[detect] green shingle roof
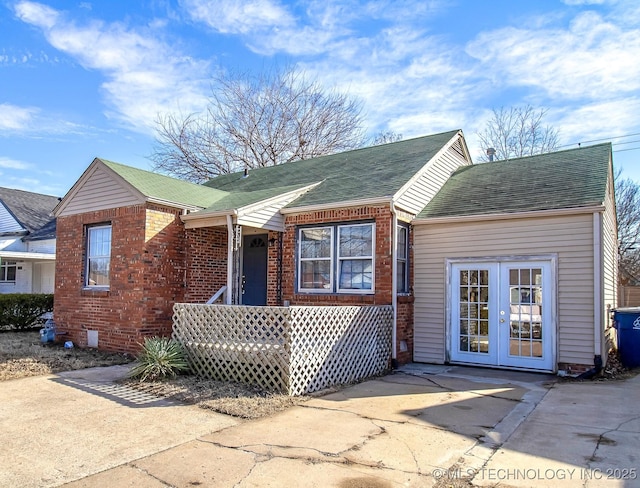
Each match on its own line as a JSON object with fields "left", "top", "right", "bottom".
{"left": 417, "top": 143, "right": 611, "bottom": 219}
{"left": 204, "top": 130, "right": 460, "bottom": 208}
{"left": 100, "top": 159, "right": 228, "bottom": 209}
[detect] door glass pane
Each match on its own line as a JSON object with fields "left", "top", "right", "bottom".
{"left": 458, "top": 268, "right": 489, "bottom": 355}
{"left": 508, "top": 267, "right": 543, "bottom": 358}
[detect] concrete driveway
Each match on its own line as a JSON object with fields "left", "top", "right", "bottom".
{"left": 2, "top": 364, "right": 638, "bottom": 487}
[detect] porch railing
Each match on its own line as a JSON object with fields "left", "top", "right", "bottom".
{"left": 172, "top": 303, "right": 393, "bottom": 395}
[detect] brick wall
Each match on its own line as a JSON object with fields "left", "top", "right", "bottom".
{"left": 54, "top": 204, "right": 186, "bottom": 353}
{"left": 277, "top": 205, "right": 414, "bottom": 363}
{"left": 184, "top": 227, "right": 228, "bottom": 303}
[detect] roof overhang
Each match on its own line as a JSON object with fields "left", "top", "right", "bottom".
{"left": 281, "top": 196, "right": 393, "bottom": 215}
{"left": 0, "top": 250, "right": 56, "bottom": 262}
{"left": 413, "top": 205, "right": 606, "bottom": 225}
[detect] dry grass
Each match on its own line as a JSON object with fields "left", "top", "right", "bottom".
{"left": 1, "top": 329, "right": 307, "bottom": 419}
{"left": 0, "top": 329, "right": 132, "bottom": 381}
{"left": 124, "top": 375, "right": 308, "bottom": 419}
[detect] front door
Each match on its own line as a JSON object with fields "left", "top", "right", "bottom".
{"left": 241, "top": 234, "right": 268, "bottom": 305}
{"left": 450, "top": 260, "right": 554, "bottom": 371}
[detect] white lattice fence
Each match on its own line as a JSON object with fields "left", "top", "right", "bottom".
{"left": 172, "top": 304, "right": 291, "bottom": 392}
{"left": 172, "top": 304, "right": 393, "bottom": 395}
{"left": 288, "top": 305, "right": 393, "bottom": 395}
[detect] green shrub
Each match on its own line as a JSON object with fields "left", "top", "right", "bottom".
{"left": 128, "top": 337, "right": 190, "bottom": 381}
{"left": 0, "top": 294, "right": 54, "bottom": 330}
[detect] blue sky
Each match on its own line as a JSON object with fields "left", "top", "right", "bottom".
{"left": 1, "top": 0, "right": 640, "bottom": 197}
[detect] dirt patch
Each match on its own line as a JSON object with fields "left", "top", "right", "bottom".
{"left": 1, "top": 329, "right": 307, "bottom": 419}
{"left": 123, "top": 375, "right": 308, "bottom": 419}
{"left": 0, "top": 329, "right": 132, "bottom": 381}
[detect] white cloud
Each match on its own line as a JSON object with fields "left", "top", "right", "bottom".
{"left": 466, "top": 10, "right": 640, "bottom": 100}
{"left": 14, "top": 1, "right": 211, "bottom": 133}
{"left": 0, "top": 157, "right": 32, "bottom": 170}
{"left": 0, "top": 104, "right": 39, "bottom": 131}
{"left": 182, "top": 0, "right": 294, "bottom": 34}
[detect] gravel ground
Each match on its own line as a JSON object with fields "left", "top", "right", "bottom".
{"left": 1, "top": 329, "right": 307, "bottom": 419}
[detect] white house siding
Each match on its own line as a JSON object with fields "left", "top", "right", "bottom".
{"left": 0, "top": 203, "right": 23, "bottom": 233}
{"left": 27, "top": 239, "right": 56, "bottom": 254}
{"left": 57, "top": 164, "right": 143, "bottom": 217}
{"left": 33, "top": 262, "right": 55, "bottom": 293}
{"left": 0, "top": 237, "right": 25, "bottom": 251}
{"left": 413, "top": 213, "right": 597, "bottom": 367}
{"left": 601, "top": 176, "right": 618, "bottom": 357}
{"left": 395, "top": 137, "right": 470, "bottom": 215}
{"left": 238, "top": 202, "right": 285, "bottom": 231}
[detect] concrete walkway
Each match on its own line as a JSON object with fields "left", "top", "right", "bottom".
{"left": 2, "top": 364, "right": 638, "bottom": 487}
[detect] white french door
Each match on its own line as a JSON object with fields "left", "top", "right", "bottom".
{"left": 450, "top": 260, "right": 554, "bottom": 371}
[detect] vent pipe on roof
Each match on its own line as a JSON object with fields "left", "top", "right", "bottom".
{"left": 243, "top": 167, "right": 249, "bottom": 178}
{"left": 486, "top": 147, "right": 496, "bottom": 162}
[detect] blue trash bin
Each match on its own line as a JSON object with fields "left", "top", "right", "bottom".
{"left": 613, "top": 307, "right": 640, "bottom": 368}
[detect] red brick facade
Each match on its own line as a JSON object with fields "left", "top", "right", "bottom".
{"left": 276, "top": 205, "right": 414, "bottom": 363}
{"left": 54, "top": 204, "right": 187, "bottom": 353}
{"left": 55, "top": 202, "right": 415, "bottom": 362}
{"left": 183, "top": 227, "right": 228, "bottom": 303}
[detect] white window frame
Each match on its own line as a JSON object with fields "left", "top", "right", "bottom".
{"left": 298, "top": 227, "right": 334, "bottom": 292}
{"left": 85, "top": 224, "right": 112, "bottom": 288}
{"left": 336, "top": 223, "right": 375, "bottom": 294}
{"left": 297, "top": 222, "right": 375, "bottom": 295}
{"left": 396, "top": 224, "right": 409, "bottom": 294}
{"left": 0, "top": 259, "right": 17, "bottom": 283}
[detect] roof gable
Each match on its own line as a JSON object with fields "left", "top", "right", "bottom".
{"left": 204, "top": 130, "right": 462, "bottom": 209}
{"left": 0, "top": 187, "right": 59, "bottom": 234}
{"left": 418, "top": 143, "right": 612, "bottom": 219}
{"left": 55, "top": 159, "right": 228, "bottom": 217}
{"left": 101, "top": 159, "right": 228, "bottom": 209}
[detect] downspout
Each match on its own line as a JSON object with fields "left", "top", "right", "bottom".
{"left": 579, "top": 212, "right": 604, "bottom": 379}
{"left": 390, "top": 200, "right": 398, "bottom": 368}
{"left": 226, "top": 215, "right": 234, "bottom": 305}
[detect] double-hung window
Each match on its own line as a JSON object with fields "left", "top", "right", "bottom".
{"left": 0, "top": 260, "right": 17, "bottom": 283}
{"left": 298, "top": 223, "right": 375, "bottom": 294}
{"left": 396, "top": 224, "right": 409, "bottom": 294}
{"left": 86, "top": 224, "right": 112, "bottom": 287}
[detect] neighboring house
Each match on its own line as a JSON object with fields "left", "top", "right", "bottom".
{"left": 52, "top": 131, "right": 617, "bottom": 374}
{"left": 0, "top": 187, "right": 58, "bottom": 294}
{"left": 412, "top": 143, "right": 617, "bottom": 374}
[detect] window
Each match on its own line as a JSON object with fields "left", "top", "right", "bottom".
{"left": 0, "top": 260, "right": 17, "bottom": 282}
{"left": 298, "top": 223, "right": 374, "bottom": 293}
{"left": 396, "top": 224, "right": 409, "bottom": 293}
{"left": 86, "top": 225, "right": 111, "bottom": 287}
{"left": 299, "top": 227, "right": 333, "bottom": 290}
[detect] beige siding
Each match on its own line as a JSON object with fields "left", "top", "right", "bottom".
{"left": 601, "top": 171, "right": 618, "bottom": 358}
{"left": 57, "top": 164, "right": 143, "bottom": 217}
{"left": 413, "top": 213, "right": 596, "bottom": 367}
{"left": 395, "top": 137, "right": 471, "bottom": 215}
{"left": 238, "top": 202, "right": 285, "bottom": 231}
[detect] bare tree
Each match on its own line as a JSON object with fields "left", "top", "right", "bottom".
{"left": 151, "top": 66, "right": 367, "bottom": 182}
{"left": 372, "top": 130, "right": 403, "bottom": 145}
{"left": 477, "top": 105, "right": 560, "bottom": 162}
{"left": 616, "top": 173, "right": 640, "bottom": 284}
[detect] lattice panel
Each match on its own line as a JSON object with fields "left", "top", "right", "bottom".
{"left": 172, "top": 303, "right": 393, "bottom": 396}
{"left": 172, "top": 304, "right": 292, "bottom": 392}
{"left": 288, "top": 305, "right": 393, "bottom": 396}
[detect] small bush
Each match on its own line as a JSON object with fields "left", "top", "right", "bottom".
{"left": 0, "top": 294, "right": 54, "bottom": 330}
{"left": 128, "top": 337, "right": 190, "bottom": 381}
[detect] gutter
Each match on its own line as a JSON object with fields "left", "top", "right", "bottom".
{"left": 413, "top": 205, "right": 606, "bottom": 225}
{"left": 0, "top": 250, "right": 56, "bottom": 261}
{"left": 390, "top": 201, "right": 398, "bottom": 366}
{"left": 226, "top": 215, "right": 234, "bottom": 305}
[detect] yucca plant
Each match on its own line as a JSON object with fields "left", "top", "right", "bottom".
{"left": 128, "top": 336, "right": 190, "bottom": 381}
